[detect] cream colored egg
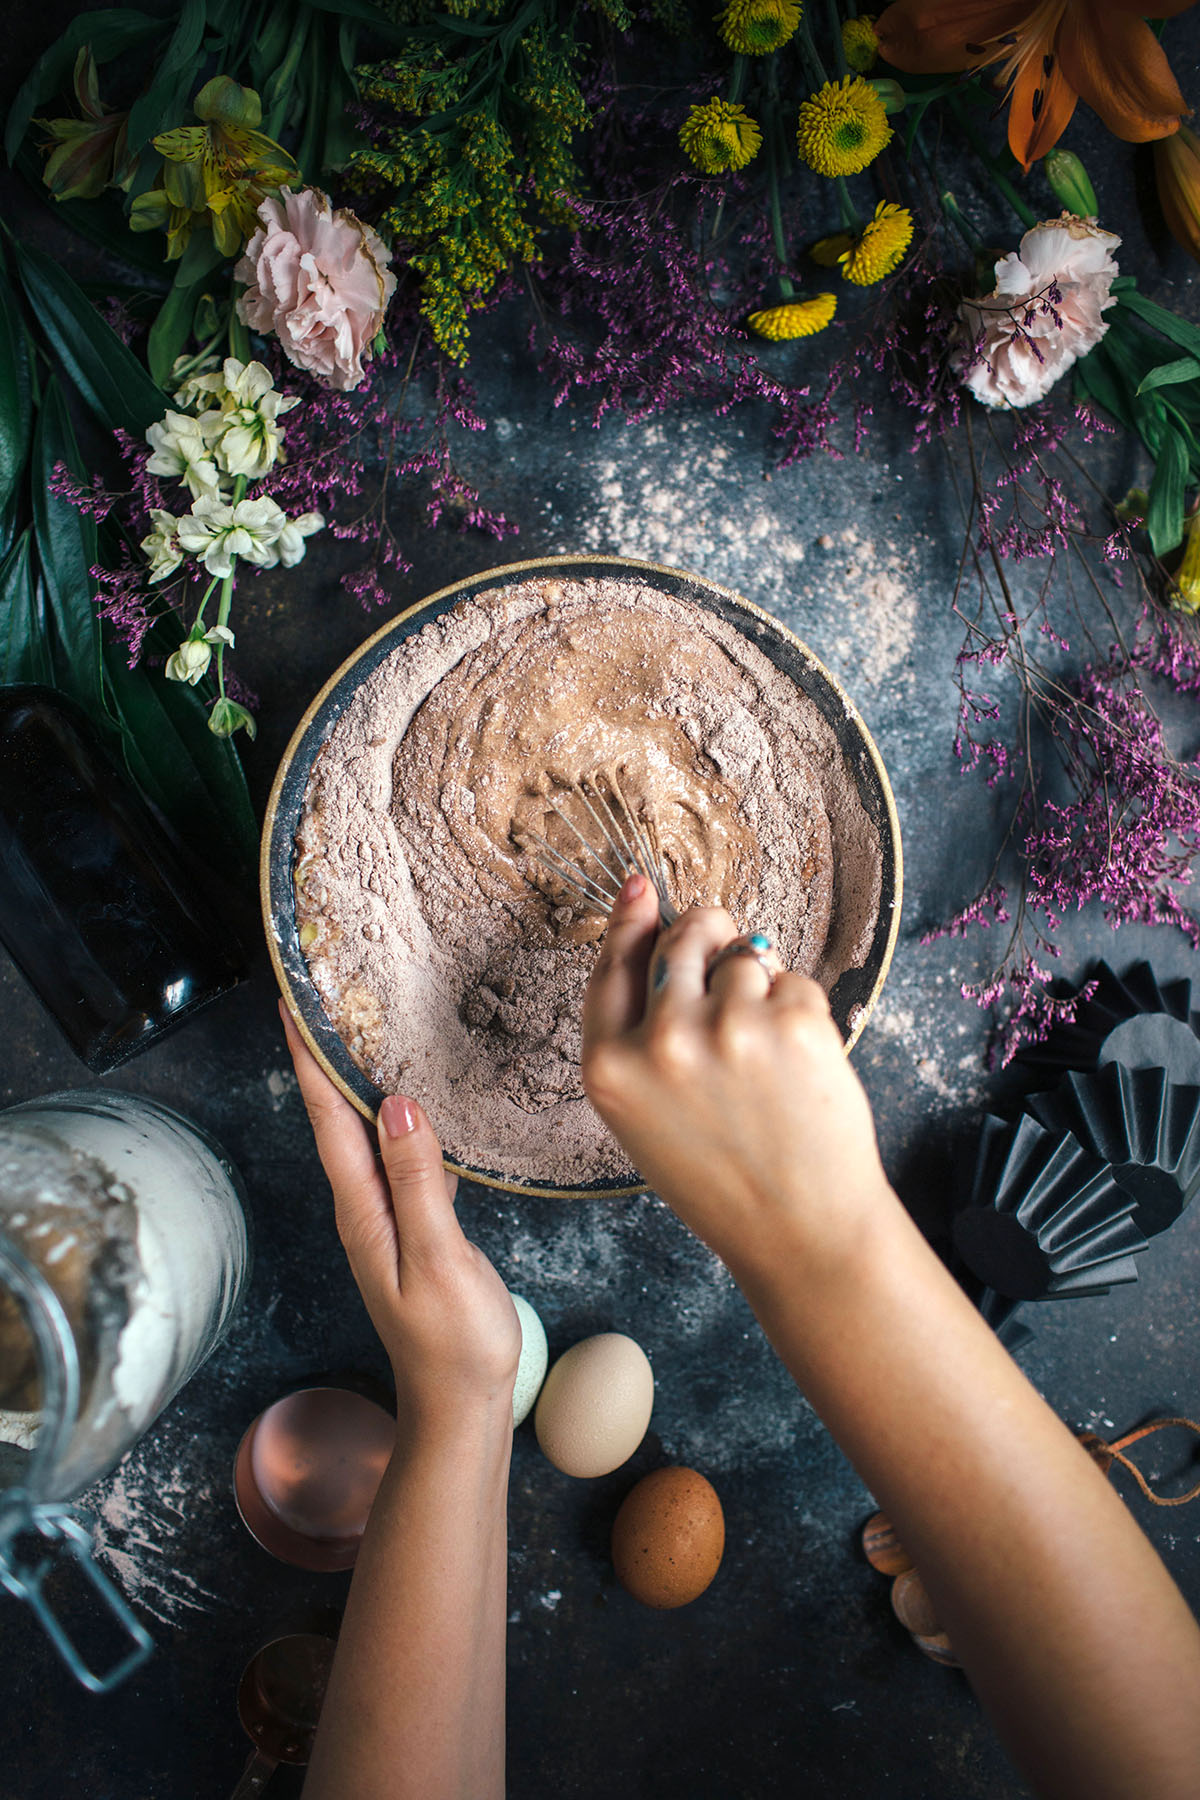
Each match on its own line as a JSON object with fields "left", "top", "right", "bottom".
{"left": 510, "top": 1293, "right": 548, "bottom": 1426}
{"left": 534, "top": 1332, "right": 654, "bottom": 1477}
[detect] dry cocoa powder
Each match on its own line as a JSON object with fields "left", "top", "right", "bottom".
{"left": 296, "top": 575, "right": 882, "bottom": 1186}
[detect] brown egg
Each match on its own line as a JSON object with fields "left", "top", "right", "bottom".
{"left": 611, "top": 1466, "right": 725, "bottom": 1609}
{"left": 862, "top": 1510, "right": 913, "bottom": 1576}
{"left": 890, "top": 1567, "right": 943, "bottom": 1639}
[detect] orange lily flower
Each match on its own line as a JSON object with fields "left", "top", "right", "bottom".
{"left": 875, "top": 0, "right": 1195, "bottom": 172}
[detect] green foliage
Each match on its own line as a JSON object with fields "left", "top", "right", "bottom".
{"left": 0, "top": 242, "right": 256, "bottom": 877}
{"left": 354, "top": 7, "right": 590, "bottom": 359}
{"left": 1076, "top": 283, "right": 1200, "bottom": 558}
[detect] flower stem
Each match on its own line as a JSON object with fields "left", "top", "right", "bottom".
{"left": 728, "top": 53, "right": 747, "bottom": 107}
{"left": 798, "top": 9, "right": 830, "bottom": 89}
{"left": 214, "top": 574, "right": 234, "bottom": 698}
{"left": 214, "top": 474, "right": 248, "bottom": 697}
{"left": 949, "top": 94, "right": 1037, "bottom": 230}
{"left": 834, "top": 174, "right": 860, "bottom": 232}
{"left": 940, "top": 189, "right": 981, "bottom": 252}
{"left": 192, "top": 573, "right": 220, "bottom": 630}
{"left": 824, "top": 0, "right": 848, "bottom": 79}
{"left": 764, "top": 60, "right": 794, "bottom": 291}
{"left": 228, "top": 303, "right": 252, "bottom": 363}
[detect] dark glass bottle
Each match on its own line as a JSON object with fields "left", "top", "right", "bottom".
{"left": 0, "top": 685, "right": 243, "bottom": 1072}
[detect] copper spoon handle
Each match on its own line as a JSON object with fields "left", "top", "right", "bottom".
{"left": 228, "top": 1748, "right": 279, "bottom": 1799}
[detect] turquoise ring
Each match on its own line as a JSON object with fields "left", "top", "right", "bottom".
{"left": 705, "top": 931, "right": 778, "bottom": 990}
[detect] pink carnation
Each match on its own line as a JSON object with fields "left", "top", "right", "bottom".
{"left": 956, "top": 215, "right": 1121, "bottom": 410}
{"left": 235, "top": 187, "right": 397, "bottom": 392}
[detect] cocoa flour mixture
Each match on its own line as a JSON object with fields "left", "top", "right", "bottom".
{"left": 295, "top": 574, "right": 882, "bottom": 1186}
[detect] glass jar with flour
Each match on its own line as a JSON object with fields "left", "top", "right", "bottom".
{"left": 0, "top": 1089, "right": 250, "bottom": 1690}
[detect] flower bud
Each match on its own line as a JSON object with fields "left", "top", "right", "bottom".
{"left": 165, "top": 636, "right": 212, "bottom": 685}
{"left": 1044, "top": 150, "right": 1098, "bottom": 219}
{"left": 209, "top": 697, "right": 257, "bottom": 740}
{"left": 1154, "top": 124, "right": 1200, "bottom": 265}
{"left": 1172, "top": 510, "right": 1200, "bottom": 614}
{"left": 868, "top": 79, "right": 907, "bottom": 116}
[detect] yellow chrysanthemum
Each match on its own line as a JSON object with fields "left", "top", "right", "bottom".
{"left": 679, "top": 98, "right": 763, "bottom": 173}
{"left": 718, "top": 0, "right": 801, "bottom": 57}
{"left": 748, "top": 293, "right": 836, "bottom": 340}
{"left": 842, "top": 16, "right": 878, "bottom": 74}
{"left": 837, "top": 201, "right": 913, "bottom": 285}
{"left": 795, "top": 75, "right": 891, "bottom": 177}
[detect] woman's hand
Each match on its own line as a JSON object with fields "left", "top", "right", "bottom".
{"left": 281, "top": 1002, "right": 521, "bottom": 1434}
{"left": 581, "top": 873, "right": 896, "bottom": 1280}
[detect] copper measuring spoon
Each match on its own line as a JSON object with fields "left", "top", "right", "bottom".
{"left": 229, "top": 1632, "right": 336, "bottom": 1798}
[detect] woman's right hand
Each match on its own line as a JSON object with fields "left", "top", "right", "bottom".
{"left": 581, "top": 872, "right": 898, "bottom": 1280}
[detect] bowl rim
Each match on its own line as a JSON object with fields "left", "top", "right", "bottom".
{"left": 262, "top": 553, "right": 904, "bottom": 1200}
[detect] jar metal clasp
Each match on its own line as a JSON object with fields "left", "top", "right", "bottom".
{"left": 0, "top": 1490, "right": 153, "bottom": 1692}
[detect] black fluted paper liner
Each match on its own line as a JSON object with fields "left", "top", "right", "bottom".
{"left": 1018, "top": 960, "right": 1200, "bottom": 1079}
{"left": 953, "top": 1114, "right": 1147, "bottom": 1301}
{"left": 1024, "top": 1065, "right": 1200, "bottom": 1238}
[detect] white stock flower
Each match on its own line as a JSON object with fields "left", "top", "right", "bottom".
{"left": 956, "top": 215, "right": 1121, "bottom": 410}
{"left": 270, "top": 509, "right": 325, "bottom": 568}
{"left": 164, "top": 623, "right": 236, "bottom": 685}
{"left": 140, "top": 508, "right": 184, "bottom": 582}
{"left": 145, "top": 411, "right": 222, "bottom": 499}
{"left": 190, "top": 357, "right": 301, "bottom": 480}
{"left": 165, "top": 637, "right": 213, "bottom": 685}
{"left": 177, "top": 493, "right": 289, "bottom": 579}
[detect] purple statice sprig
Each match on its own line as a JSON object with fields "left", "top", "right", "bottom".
{"left": 924, "top": 377, "right": 1200, "bottom": 1063}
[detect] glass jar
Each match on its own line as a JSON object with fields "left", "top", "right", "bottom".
{"left": 0, "top": 1089, "right": 251, "bottom": 1690}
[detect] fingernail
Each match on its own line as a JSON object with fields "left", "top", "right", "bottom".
{"left": 619, "top": 870, "right": 646, "bottom": 902}
{"left": 379, "top": 1094, "right": 418, "bottom": 1138}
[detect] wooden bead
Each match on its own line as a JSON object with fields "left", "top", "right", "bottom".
{"left": 890, "top": 1568, "right": 942, "bottom": 1638}
{"left": 862, "top": 1510, "right": 913, "bottom": 1576}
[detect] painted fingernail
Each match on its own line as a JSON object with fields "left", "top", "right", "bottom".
{"left": 619, "top": 870, "right": 646, "bottom": 902}
{"left": 748, "top": 931, "right": 773, "bottom": 952}
{"left": 379, "top": 1094, "right": 418, "bottom": 1138}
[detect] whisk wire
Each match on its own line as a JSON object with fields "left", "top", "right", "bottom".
{"left": 519, "top": 773, "right": 677, "bottom": 926}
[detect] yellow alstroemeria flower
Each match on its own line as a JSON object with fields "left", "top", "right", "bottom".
{"left": 131, "top": 77, "right": 297, "bottom": 260}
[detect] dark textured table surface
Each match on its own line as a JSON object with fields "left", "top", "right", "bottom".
{"left": 4, "top": 14, "right": 1200, "bottom": 1797}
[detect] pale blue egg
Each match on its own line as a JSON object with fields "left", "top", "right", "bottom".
{"left": 511, "top": 1293, "right": 549, "bottom": 1426}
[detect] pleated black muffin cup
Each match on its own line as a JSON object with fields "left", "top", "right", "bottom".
{"left": 262, "top": 555, "right": 903, "bottom": 1199}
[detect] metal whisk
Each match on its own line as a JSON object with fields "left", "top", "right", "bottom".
{"left": 516, "top": 771, "right": 677, "bottom": 927}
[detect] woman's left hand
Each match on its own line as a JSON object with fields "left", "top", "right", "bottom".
{"left": 281, "top": 1002, "right": 521, "bottom": 1434}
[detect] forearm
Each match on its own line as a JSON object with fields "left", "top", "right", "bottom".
{"left": 731, "top": 1194, "right": 1200, "bottom": 1800}
{"left": 303, "top": 1402, "right": 513, "bottom": 1800}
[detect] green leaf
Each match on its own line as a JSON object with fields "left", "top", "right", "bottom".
{"left": 1074, "top": 349, "right": 1135, "bottom": 437}
{"left": 0, "top": 271, "right": 32, "bottom": 534}
{"left": 125, "top": 0, "right": 209, "bottom": 156}
{"left": 1136, "top": 356, "right": 1200, "bottom": 397}
{"left": 12, "top": 238, "right": 169, "bottom": 436}
{"left": 5, "top": 10, "right": 163, "bottom": 163}
{"left": 1147, "top": 426, "right": 1188, "bottom": 557}
{"left": 102, "top": 629, "right": 258, "bottom": 875}
{"left": 145, "top": 235, "right": 224, "bottom": 386}
{"left": 1117, "top": 289, "right": 1200, "bottom": 364}
{"left": 30, "top": 375, "right": 108, "bottom": 721}
{"left": 13, "top": 148, "right": 170, "bottom": 275}
{"left": 147, "top": 279, "right": 199, "bottom": 388}
{"left": 0, "top": 528, "right": 53, "bottom": 685}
